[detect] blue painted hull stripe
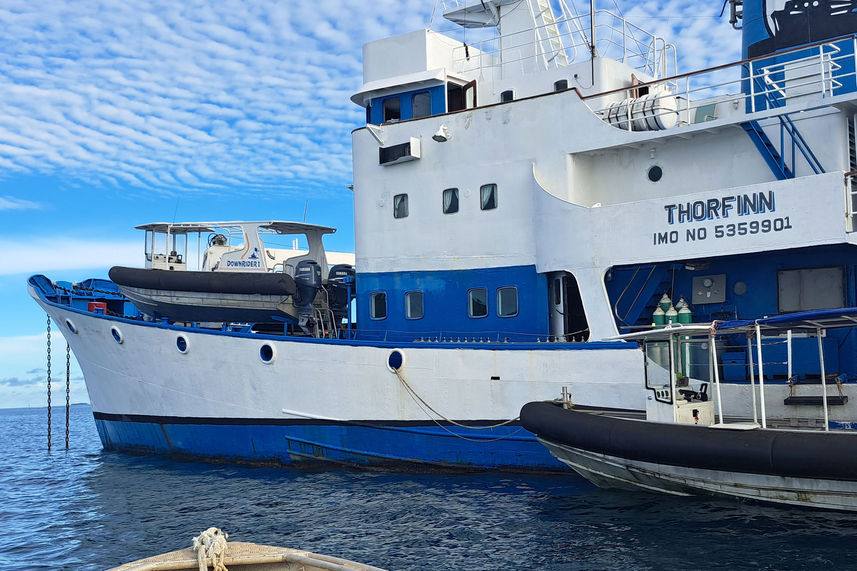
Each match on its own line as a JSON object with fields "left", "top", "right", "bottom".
{"left": 92, "top": 417, "right": 566, "bottom": 470}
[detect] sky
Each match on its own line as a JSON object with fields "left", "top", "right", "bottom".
{"left": 0, "top": 0, "right": 740, "bottom": 409}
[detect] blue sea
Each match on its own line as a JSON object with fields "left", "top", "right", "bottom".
{"left": 3, "top": 405, "right": 857, "bottom": 570}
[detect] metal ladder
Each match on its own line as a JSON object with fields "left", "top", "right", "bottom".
{"left": 532, "top": 0, "right": 569, "bottom": 67}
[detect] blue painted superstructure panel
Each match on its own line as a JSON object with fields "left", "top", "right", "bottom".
{"left": 368, "top": 85, "right": 446, "bottom": 123}
{"left": 93, "top": 415, "right": 564, "bottom": 470}
{"left": 356, "top": 265, "right": 549, "bottom": 340}
{"left": 742, "top": 0, "right": 857, "bottom": 59}
{"left": 606, "top": 244, "right": 857, "bottom": 381}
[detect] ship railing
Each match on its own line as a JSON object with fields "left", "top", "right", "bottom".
{"left": 449, "top": 9, "right": 675, "bottom": 80}
{"left": 345, "top": 327, "right": 590, "bottom": 344}
{"left": 584, "top": 34, "right": 857, "bottom": 134}
{"left": 640, "top": 322, "right": 850, "bottom": 430}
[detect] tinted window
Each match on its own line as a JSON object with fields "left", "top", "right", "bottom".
{"left": 778, "top": 267, "right": 844, "bottom": 312}
{"left": 468, "top": 288, "right": 488, "bottom": 318}
{"left": 393, "top": 194, "right": 409, "bottom": 219}
{"left": 443, "top": 188, "right": 459, "bottom": 214}
{"left": 413, "top": 92, "right": 431, "bottom": 118}
{"left": 405, "top": 291, "right": 424, "bottom": 319}
{"left": 480, "top": 184, "right": 497, "bottom": 210}
{"left": 497, "top": 287, "right": 518, "bottom": 317}
{"left": 370, "top": 292, "right": 387, "bottom": 319}
{"left": 383, "top": 97, "right": 401, "bottom": 122}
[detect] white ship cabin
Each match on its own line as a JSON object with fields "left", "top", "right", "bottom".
{"left": 350, "top": 0, "right": 857, "bottom": 380}
{"left": 138, "top": 221, "right": 354, "bottom": 279}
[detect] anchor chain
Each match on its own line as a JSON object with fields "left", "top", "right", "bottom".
{"left": 65, "top": 343, "right": 71, "bottom": 449}
{"left": 46, "top": 315, "right": 52, "bottom": 450}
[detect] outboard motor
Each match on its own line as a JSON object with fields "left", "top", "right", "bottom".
{"left": 327, "top": 264, "right": 356, "bottom": 322}
{"left": 294, "top": 260, "right": 321, "bottom": 334}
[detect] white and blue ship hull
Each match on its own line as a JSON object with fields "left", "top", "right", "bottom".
{"left": 31, "top": 286, "right": 646, "bottom": 470}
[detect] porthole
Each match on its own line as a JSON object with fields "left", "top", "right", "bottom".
{"left": 387, "top": 350, "right": 405, "bottom": 372}
{"left": 648, "top": 165, "right": 663, "bottom": 182}
{"left": 176, "top": 335, "right": 189, "bottom": 354}
{"left": 260, "top": 343, "right": 276, "bottom": 364}
{"left": 65, "top": 319, "right": 77, "bottom": 334}
{"left": 111, "top": 326, "right": 123, "bottom": 344}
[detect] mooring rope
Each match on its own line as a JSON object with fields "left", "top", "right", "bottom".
{"left": 192, "top": 527, "right": 229, "bottom": 571}
{"left": 393, "top": 369, "right": 522, "bottom": 442}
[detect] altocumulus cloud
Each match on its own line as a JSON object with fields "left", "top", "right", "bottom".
{"left": 0, "top": 0, "right": 428, "bottom": 195}
{"left": 0, "top": 0, "right": 737, "bottom": 198}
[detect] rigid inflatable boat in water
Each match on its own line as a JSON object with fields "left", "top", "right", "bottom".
{"left": 522, "top": 309, "right": 857, "bottom": 511}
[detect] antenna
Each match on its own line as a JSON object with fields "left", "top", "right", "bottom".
{"left": 303, "top": 200, "right": 308, "bottom": 222}
{"left": 590, "top": 0, "right": 597, "bottom": 85}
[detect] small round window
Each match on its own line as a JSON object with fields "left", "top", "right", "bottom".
{"left": 65, "top": 319, "right": 77, "bottom": 334}
{"left": 111, "top": 326, "right": 124, "bottom": 344}
{"left": 648, "top": 165, "right": 663, "bottom": 182}
{"left": 387, "top": 350, "right": 405, "bottom": 372}
{"left": 176, "top": 335, "right": 189, "bottom": 354}
{"left": 260, "top": 343, "right": 276, "bottom": 364}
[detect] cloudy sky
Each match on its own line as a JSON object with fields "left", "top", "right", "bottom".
{"left": 0, "top": 0, "right": 738, "bottom": 409}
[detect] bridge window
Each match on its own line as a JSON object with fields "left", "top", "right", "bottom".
{"left": 500, "top": 90, "right": 514, "bottom": 102}
{"left": 497, "top": 287, "right": 518, "bottom": 317}
{"left": 393, "top": 193, "right": 409, "bottom": 219}
{"left": 480, "top": 184, "right": 497, "bottom": 210}
{"left": 383, "top": 97, "right": 401, "bottom": 122}
{"left": 468, "top": 288, "right": 488, "bottom": 318}
{"left": 413, "top": 92, "right": 431, "bottom": 119}
{"left": 443, "top": 188, "right": 459, "bottom": 214}
{"left": 370, "top": 292, "right": 387, "bottom": 319}
{"left": 554, "top": 79, "right": 569, "bottom": 91}
{"left": 405, "top": 291, "right": 424, "bottom": 319}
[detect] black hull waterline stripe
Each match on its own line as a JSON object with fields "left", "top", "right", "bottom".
{"left": 92, "top": 411, "right": 525, "bottom": 428}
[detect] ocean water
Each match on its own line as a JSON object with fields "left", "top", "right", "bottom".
{"left": 3, "top": 405, "right": 857, "bottom": 570}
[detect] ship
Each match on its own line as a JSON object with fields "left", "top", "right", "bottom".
{"left": 27, "top": 0, "right": 857, "bottom": 470}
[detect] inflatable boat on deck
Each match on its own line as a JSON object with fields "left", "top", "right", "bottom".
{"left": 109, "top": 221, "right": 355, "bottom": 329}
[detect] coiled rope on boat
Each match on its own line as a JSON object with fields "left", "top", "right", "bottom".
{"left": 192, "top": 527, "right": 229, "bottom": 571}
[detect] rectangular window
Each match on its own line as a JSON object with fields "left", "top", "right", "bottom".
{"left": 405, "top": 291, "right": 424, "bottom": 319}
{"left": 778, "top": 266, "right": 844, "bottom": 313}
{"left": 468, "top": 287, "right": 488, "bottom": 318}
{"left": 480, "top": 184, "right": 497, "bottom": 210}
{"left": 383, "top": 97, "right": 401, "bottom": 122}
{"left": 370, "top": 292, "right": 387, "bottom": 319}
{"left": 412, "top": 92, "right": 431, "bottom": 119}
{"left": 497, "top": 287, "right": 518, "bottom": 317}
{"left": 443, "top": 188, "right": 459, "bottom": 214}
{"left": 393, "top": 193, "right": 409, "bottom": 219}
